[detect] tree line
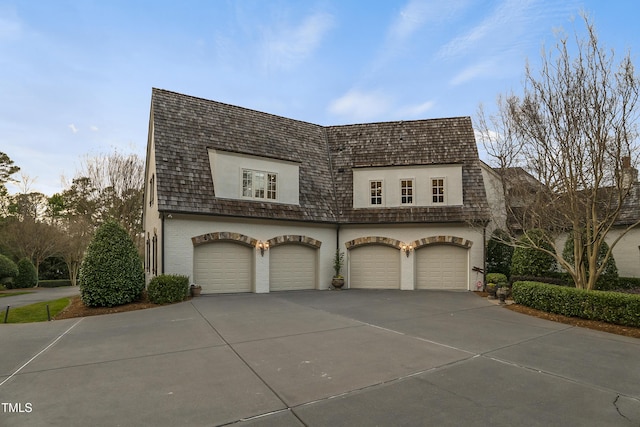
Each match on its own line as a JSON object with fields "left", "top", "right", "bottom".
{"left": 0, "top": 150, "right": 144, "bottom": 285}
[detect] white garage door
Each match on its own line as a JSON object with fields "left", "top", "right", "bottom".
{"left": 416, "top": 245, "right": 468, "bottom": 290}
{"left": 270, "top": 244, "right": 317, "bottom": 291}
{"left": 193, "top": 242, "right": 252, "bottom": 293}
{"left": 349, "top": 245, "right": 400, "bottom": 289}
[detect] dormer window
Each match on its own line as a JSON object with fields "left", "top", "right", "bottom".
{"left": 401, "top": 179, "right": 414, "bottom": 204}
{"left": 243, "top": 169, "right": 277, "bottom": 200}
{"left": 370, "top": 180, "right": 383, "bottom": 205}
{"left": 432, "top": 178, "right": 445, "bottom": 204}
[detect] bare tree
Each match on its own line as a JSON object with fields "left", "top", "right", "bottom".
{"left": 75, "top": 150, "right": 144, "bottom": 245}
{"left": 478, "top": 15, "right": 640, "bottom": 290}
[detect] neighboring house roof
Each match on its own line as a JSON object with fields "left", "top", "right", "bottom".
{"left": 492, "top": 165, "right": 640, "bottom": 228}
{"left": 150, "top": 88, "right": 491, "bottom": 224}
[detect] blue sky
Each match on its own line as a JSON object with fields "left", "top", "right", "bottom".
{"left": 1, "top": 0, "right": 638, "bottom": 195}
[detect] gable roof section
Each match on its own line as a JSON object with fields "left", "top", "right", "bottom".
{"left": 150, "top": 88, "right": 490, "bottom": 224}
{"left": 151, "top": 88, "right": 337, "bottom": 222}
{"left": 326, "top": 119, "right": 491, "bottom": 223}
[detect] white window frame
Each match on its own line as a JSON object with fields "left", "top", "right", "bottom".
{"left": 242, "top": 169, "right": 278, "bottom": 201}
{"left": 370, "top": 180, "right": 383, "bottom": 205}
{"left": 431, "top": 177, "right": 446, "bottom": 204}
{"left": 400, "top": 178, "right": 414, "bottom": 205}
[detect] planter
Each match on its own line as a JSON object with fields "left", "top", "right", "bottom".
{"left": 331, "top": 277, "right": 345, "bottom": 289}
{"left": 496, "top": 286, "right": 508, "bottom": 304}
{"left": 486, "top": 284, "right": 497, "bottom": 300}
{"left": 190, "top": 285, "right": 202, "bottom": 297}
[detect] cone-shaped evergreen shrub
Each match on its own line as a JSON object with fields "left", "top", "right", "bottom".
{"left": 510, "top": 229, "right": 556, "bottom": 277}
{"left": 0, "top": 254, "right": 18, "bottom": 287}
{"left": 14, "top": 258, "right": 38, "bottom": 288}
{"left": 79, "top": 221, "right": 144, "bottom": 307}
{"left": 563, "top": 232, "right": 619, "bottom": 290}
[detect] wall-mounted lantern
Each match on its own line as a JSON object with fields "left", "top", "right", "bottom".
{"left": 401, "top": 243, "right": 413, "bottom": 257}
{"left": 257, "top": 241, "right": 270, "bottom": 257}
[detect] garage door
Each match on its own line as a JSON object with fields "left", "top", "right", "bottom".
{"left": 193, "top": 242, "right": 252, "bottom": 293}
{"left": 416, "top": 245, "right": 468, "bottom": 290}
{"left": 269, "top": 244, "right": 317, "bottom": 291}
{"left": 349, "top": 245, "right": 400, "bottom": 289}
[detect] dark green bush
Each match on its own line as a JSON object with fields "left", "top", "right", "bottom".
{"left": 562, "top": 232, "right": 618, "bottom": 290}
{"left": 617, "top": 277, "right": 640, "bottom": 290}
{"left": 38, "top": 279, "right": 73, "bottom": 288}
{"left": 486, "top": 273, "right": 508, "bottom": 286}
{"left": 486, "top": 229, "right": 513, "bottom": 278}
{"left": 13, "top": 258, "right": 38, "bottom": 288}
{"left": 0, "top": 254, "right": 18, "bottom": 285}
{"left": 79, "top": 221, "right": 145, "bottom": 307}
{"left": 512, "top": 281, "right": 640, "bottom": 327}
{"left": 510, "top": 273, "right": 573, "bottom": 287}
{"left": 510, "top": 229, "right": 556, "bottom": 277}
{"left": 147, "top": 275, "right": 190, "bottom": 304}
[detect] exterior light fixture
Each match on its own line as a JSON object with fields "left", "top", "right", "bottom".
{"left": 257, "top": 241, "right": 270, "bottom": 256}
{"left": 402, "top": 243, "right": 413, "bottom": 257}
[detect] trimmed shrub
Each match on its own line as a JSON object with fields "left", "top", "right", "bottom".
{"left": 13, "top": 258, "right": 38, "bottom": 288}
{"left": 562, "top": 232, "right": 619, "bottom": 290}
{"left": 38, "top": 279, "right": 73, "bottom": 288}
{"left": 79, "top": 221, "right": 145, "bottom": 307}
{"left": 486, "top": 229, "right": 513, "bottom": 278}
{"left": 512, "top": 281, "right": 640, "bottom": 327}
{"left": 147, "top": 275, "right": 190, "bottom": 304}
{"left": 510, "top": 273, "right": 572, "bottom": 287}
{"left": 0, "top": 254, "right": 18, "bottom": 286}
{"left": 486, "top": 273, "right": 508, "bottom": 286}
{"left": 618, "top": 277, "right": 640, "bottom": 290}
{"left": 510, "top": 229, "right": 556, "bottom": 277}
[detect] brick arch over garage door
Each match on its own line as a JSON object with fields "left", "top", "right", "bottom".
{"left": 412, "top": 236, "right": 473, "bottom": 290}
{"left": 268, "top": 235, "right": 321, "bottom": 291}
{"left": 191, "top": 232, "right": 257, "bottom": 294}
{"left": 346, "top": 237, "right": 401, "bottom": 289}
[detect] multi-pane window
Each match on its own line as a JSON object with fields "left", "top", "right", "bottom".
{"left": 370, "top": 180, "right": 383, "bottom": 205}
{"left": 401, "top": 179, "right": 413, "bottom": 204}
{"left": 242, "top": 169, "right": 277, "bottom": 200}
{"left": 432, "top": 178, "right": 445, "bottom": 203}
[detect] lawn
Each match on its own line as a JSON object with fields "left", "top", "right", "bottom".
{"left": 0, "top": 297, "right": 70, "bottom": 323}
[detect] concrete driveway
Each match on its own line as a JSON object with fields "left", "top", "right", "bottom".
{"left": 0, "top": 290, "right": 639, "bottom": 426}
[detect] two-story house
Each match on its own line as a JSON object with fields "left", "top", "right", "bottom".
{"left": 143, "top": 89, "right": 491, "bottom": 293}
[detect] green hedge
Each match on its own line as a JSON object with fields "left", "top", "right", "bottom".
{"left": 147, "top": 275, "right": 190, "bottom": 304}
{"left": 486, "top": 273, "right": 508, "bottom": 286}
{"left": 38, "top": 280, "right": 73, "bottom": 288}
{"left": 617, "top": 277, "right": 640, "bottom": 290}
{"left": 512, "top": 281, "right": 640, "bottom": 327}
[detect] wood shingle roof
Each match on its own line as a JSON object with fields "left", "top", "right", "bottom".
{"left": 150, "top": 88, "right": 491, "bottom": 224}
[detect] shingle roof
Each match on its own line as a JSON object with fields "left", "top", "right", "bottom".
{"left": 150, "top": 88, "right": 491, "bottom": 224}
{"left": 326, "top": 119, "right": 491, "bottom": 223}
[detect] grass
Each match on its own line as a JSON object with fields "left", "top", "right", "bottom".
{"left": 0, "top": 297, "right": 71, "bottom": 323}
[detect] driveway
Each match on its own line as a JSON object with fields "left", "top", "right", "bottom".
{"left": 0, "top": 290, "right": 639, "bottom": 426}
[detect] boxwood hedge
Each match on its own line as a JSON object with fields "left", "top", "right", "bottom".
{"left": 147, "top": 275, "right": 190, "bottom": 304}
{"left": 512, "top": 281, "right": 640, "bottom": 327}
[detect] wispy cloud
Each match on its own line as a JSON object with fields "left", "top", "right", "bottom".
{"left": 262, "top": 12, "right": 334, "bottom": 71}
{"left": 388, "top": 0, "right": 471, "bottom": 42}
{"left": 396, "top": 100, "right": 436, "bottom": 118}
{"left": 68, "top": 124, "right": 78, "bottom": 133}
{"left": 90, "top": 125, "right": 99, "bottom": 132}
{"left": 449, "top": 60, "right": 496, "bottom": 86}
{"left": 328, "top": 89, "right": 391, "bottom": 122}
{"left": 438, "top": 0, "right": 579, "bottom": 61}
